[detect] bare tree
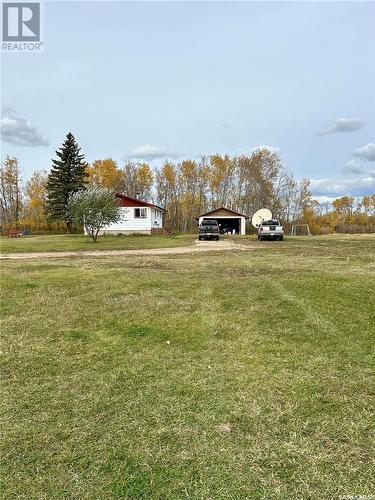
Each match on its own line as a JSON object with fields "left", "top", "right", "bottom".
{"left": 0, "top": 156, "right": 23, "bottom": 230}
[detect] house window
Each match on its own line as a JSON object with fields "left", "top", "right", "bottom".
{"left": 134, "top": 208, "right": 147, "bottom": 218}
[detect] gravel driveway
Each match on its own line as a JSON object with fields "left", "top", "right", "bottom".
{"left": 1, "top": 239, "right": 253, "bottom": 260}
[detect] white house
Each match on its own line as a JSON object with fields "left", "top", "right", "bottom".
{"left": 99, "top": 194, "right": 165, "bottom": 235}
{"left": 195, "top": 207, "right": 248, "bottom": 235}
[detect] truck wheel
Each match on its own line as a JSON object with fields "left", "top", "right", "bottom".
{"left": 280, "top": 236, "right": 284, "bottom": 241}
{"left": 198, "top": 236, "right": 202, "bottom": 241}
{"left": 259, "top": 236, "right": 263, "bottom": 241}
{"left": 216, "top": 236, "right": 219, "bottom": 241}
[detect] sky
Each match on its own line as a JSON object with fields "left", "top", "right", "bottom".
{"left": 1, "top": 0, "right": 375, "bottom": 200}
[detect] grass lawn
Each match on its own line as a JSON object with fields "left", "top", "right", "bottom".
{"left": 1, "top": 235, "right": 374, "bottom": 498}
{"left": 0, "top": 233, "right": 195, "bottom": 254}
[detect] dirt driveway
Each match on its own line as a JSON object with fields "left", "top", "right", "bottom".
{"left": 1, "top": 239, "right": 254, "bottom": 260}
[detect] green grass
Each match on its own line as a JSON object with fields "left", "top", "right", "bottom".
{"left": 1, "top": 235, "right": 374, "bottom": 498}
{"left": 0, "top": 233, "right": 195, "bottom": 254}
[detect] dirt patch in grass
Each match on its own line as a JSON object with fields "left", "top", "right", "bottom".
{"left": 0, "top": 239, "right": 255, "bottom": 260}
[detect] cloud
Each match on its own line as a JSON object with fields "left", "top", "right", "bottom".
{"left": 342, "top": 159, "right": 375, "bottom": 180}
{"left": 0, "top": 107, "right": 49, "bottom": 147}
{"left": 251, "top": 145, "right": 280, "bottom": 154}
{"left": 318, "top": 118, "right": 364, "bottom": 136}
{"left": 312, "top": 196, "right": 336, "bottom": 204}
{"left": 342, "top": 160, "right": 364, "bottom": 176}
{"left": 127, "top": 144, "right": 181, "bottom": 161}
{"left": 353, "top": 143, "right": 375, "bottom": 161}
{"left": 310, "top": 176, "right": 375, "bottom": 197}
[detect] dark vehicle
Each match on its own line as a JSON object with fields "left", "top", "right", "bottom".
{"left": 258, "top": 219, "right": 284, "bottom": 241}
{"left": 199, "top": 219, "right": 220, "bottom": 241}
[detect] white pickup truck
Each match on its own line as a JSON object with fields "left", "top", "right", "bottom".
{"left": 258, "top": 219, "right": 284, "bottom": 241}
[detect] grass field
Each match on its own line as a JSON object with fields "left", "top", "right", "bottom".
{"left": 1, "top": 235, "right": 374, "bottom": 498}
{"left": 0, "top": 233, "right": 195, "bottom": 254}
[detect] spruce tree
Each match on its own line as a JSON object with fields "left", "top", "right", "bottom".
{"left": 46, "top": 132, "right": 88, "bottom": 231}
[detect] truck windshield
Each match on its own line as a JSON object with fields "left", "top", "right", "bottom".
{"left": 201, "top": 220, "right": 218, "bottom": 226}
{"left": 262, "top": 220, "right": 280, "bottom": 226}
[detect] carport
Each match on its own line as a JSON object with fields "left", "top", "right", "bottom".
{"left": 196, "top": 207, "right": 248, "bottom": 235}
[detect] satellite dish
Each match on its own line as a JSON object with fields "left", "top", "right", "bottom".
{"left": 251, "top": 208, "right": 272, "bottom": 228}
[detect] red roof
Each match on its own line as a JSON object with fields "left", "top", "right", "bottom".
{"left": 195, "top": 207, "right": 249, "bottom": 219}
{"left": 116, "top": 194, "right": 165, "bottom": 211}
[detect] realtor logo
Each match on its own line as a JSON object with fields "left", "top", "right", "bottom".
{"left": 3, "top": 3, "right": 40, "bottom": 40}
{"left": 2, "top": 2, "right": 43, "bottom": 51}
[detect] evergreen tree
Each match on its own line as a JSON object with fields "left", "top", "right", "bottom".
{"left": 46, "top": 132, "right": 88, "bottom": 231}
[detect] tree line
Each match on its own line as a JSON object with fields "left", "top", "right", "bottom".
{"left": 1, "top": 132, "right": 374, "bottom": 234}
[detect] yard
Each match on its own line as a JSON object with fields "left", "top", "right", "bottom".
{"left": 1, "top": 234, "right": 374, "bottom": 498}
{"left": 0, "top": 233, "right": 195, "bottom": 254}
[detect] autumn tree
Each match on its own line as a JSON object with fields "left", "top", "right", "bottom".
{"left": 361, "top": 194, "right": 375, "bottom": 217}
{"left": 234, "top": 149, "right": 282, "bottom": 219}
{"left": 22, "top": 170, "right": 48, "bottom": 230}
{"left": 0, "top": 156, "right": 23, "bottom": 230}
{"left": 46, "top": 132, "right": 88, "bottom": 231}
{"left": 294, "top": 179, "right": 313, "bottom": 222}
{"left": 207, "top": 154, "right": 235, "bottom": 208}
{"left": 156, "top": 162, "right": 179, "bottom": 229}
{"left": 87, "top": 158, "right": 122, "bottom": 190}
{"left": 177, "top": 160, "right": 208, "bottom": 231}
{"left": 120, "top": 162, "right": 153, "bottom": 200}
{"left": 332, "top": 196, "right": 355, "bottom": 223}
{"left": 136, "top": 163, "right": 153, "bottom": 200}
{"left": 276, "top": 172, "right": 297, "bottom": 225}
{"left": 155, "top": 149, "right": 286, "bottom": 231}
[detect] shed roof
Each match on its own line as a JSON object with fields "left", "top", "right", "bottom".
{"left": 116, "top": 194, "right": 166, "bottom": 212}
{"left": 195, "top": 207, "right": 249, "bottom": 220}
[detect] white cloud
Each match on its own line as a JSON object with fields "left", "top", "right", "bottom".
{"left": 0, "top": 107, "right": 49, "bottom": 147}
{"left": 353, "top": 143, "right": 375, "bottom": 161}
{"left": 251, "top": 145, "right": 279, "bottom": 154}
{"left": 342, "top": 160, "right": 364, "bottom": 176}
{"left": 127, "top": 144, "right": 181, "bottom": 161}
{"left": 310, "top": 176, "right": 375, "bottom": 197}
{"left": 318, "top": 118, "right": 364, "bottom": 136}
{"left": 312, "top": 196, "right": 336, "bottom": 204}
{"left": 342, "top": 159, "right": 375, "bottom": 180}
